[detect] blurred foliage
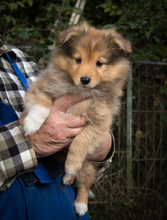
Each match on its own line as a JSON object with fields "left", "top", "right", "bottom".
{"left": 0, "top": 0, "right": 167, "bottom": 61}
{"left": 86, "top": 0, "right": 167, "bottom": 61}
{"left": 0, "top": 0, "right": 76, "bottom": 47}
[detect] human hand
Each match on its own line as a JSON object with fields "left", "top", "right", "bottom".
{"left": 19, "top": 94, "right": 87, "bottom": 157}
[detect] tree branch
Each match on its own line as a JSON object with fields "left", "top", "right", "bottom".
{"left": 69, "top": 0, "right": 87, "bottom": 25}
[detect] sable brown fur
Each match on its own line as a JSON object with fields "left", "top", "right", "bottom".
{"left": 23, "top": 22, "right": 132, "bottom": 216}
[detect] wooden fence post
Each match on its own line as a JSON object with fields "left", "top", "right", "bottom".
{"left": 126, "top": 62, "right": 133, "bottom": 195}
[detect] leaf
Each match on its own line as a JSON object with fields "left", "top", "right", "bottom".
{"left": 35, "top": 17, "right": 47, "bottom": 23}
{"left": 54, "top": 5, "right": 62, "bottom": 12}
{"left": 0, "top": 2, "right": 8, "bottom": 13}
{"left": 19, "top": 28, "right": 30, "bottom": 40}
{"left": 116, "top": 9, "right": 123, "bottom": 15}
{"left": 135, "top": 130, "right": 143, "bottom": 138}
{"left": 99, "top": 3, "right": 108, "bottom": 9}
{"left": 26, "top": 0, "right": 33, "bottom": 7}
{"left": 153, "top": 36, "right": 161, "bottom": 44}
{"left": 109, "top": 11, "right": 115, "bottom": 16}
{"left": 145, "top": 31, "right": 150, "bottom": 40}
{"left": 104, "top": 7, "right": 111, "bottom": 13}
{"left": 4, "top": 15, "right": 16, "bottom": 25}
{"left": 32, "top": 44, "right": 45, "bottom": 52}
{"left": 17, "top": 2, "right": 25, "bottom": 8}
{"left": 8, "top": 3, "right": 17, "bottom": 11}
{"left": 103, "top": 24, "right": 116, "bottom": 29}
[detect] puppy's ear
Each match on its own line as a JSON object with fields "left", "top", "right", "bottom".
{"left": 57, "top": 21, "right": 89, "bottom": 45}
{"left": 104, "top": 28, "right": 132, "bottom": 53}
{"left": 57, "top": 28, "right": 78, "bottom": 45}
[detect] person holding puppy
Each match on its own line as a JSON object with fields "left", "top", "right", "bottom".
{"left": 0, "top": 36, "right": 114, "bottom": 220}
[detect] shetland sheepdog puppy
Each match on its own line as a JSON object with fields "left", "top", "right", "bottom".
{"left": 23, "top": 22, "right": 132, "bottom": 216}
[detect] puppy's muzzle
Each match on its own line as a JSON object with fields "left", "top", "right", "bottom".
{"left": 80, "top": 76, "right": 91, "bottom": 86}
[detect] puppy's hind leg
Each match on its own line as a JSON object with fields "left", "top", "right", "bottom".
{"left": 74, "top": 162, "right": 96, "bottom": 217}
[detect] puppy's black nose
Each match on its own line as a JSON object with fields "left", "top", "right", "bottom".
{"left": 80, "top": 76, "right": 91, "bottom": 85}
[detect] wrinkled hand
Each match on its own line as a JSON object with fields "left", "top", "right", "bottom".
{"left": 19, "top": 94, "right": 112, "bottom": 160}
{"left": 19, "top": 94, "right": 86, "bottom": 157}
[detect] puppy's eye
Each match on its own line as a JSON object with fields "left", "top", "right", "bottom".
{"left": 96, "top": 61, "right": 103, "bottom": 67}
{"left": 75, "top": 58, "right": 82, "bottom": 64}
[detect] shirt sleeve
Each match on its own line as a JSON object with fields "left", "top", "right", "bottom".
{"left": 0, "top": 121, "right": 37, "bottom": 192}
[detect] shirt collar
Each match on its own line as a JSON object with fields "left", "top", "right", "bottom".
{"left": 0, "top": 35, "right": 11, "bottom": 56}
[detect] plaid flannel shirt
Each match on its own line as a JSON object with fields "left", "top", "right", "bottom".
{"left": 0, "top": 37, "right": 38, "bottom": 191}
{"left": 0, "top": 36, "right": 115, "bottom": 192}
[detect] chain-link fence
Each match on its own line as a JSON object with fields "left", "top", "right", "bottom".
{"left": 91, "top": 61, "right": 167, "bottom": 220}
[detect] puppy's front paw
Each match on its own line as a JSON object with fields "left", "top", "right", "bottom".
{"left": 23, "top": 105, "right": 51, "bottom": 135}
{"left": 62, "top": 170, "right": 76, "bottom": 185}
{"left": 24, "top": 116, "right": 41, "bottom": 136}
{"left": 74, "top": 202, "right": 88, "bottom": 216}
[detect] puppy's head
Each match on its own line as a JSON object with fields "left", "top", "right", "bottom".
{"left": 51, "top": 22, "right": 132, "bottom": 89}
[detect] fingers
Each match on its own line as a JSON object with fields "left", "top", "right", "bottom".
{"left": 53, "top": 94, "right": 89, "bottom": 112}
{"left": 65, "top": 114, "right": 86, "bottom": 128}
{"left": 66, "top": 126, "right": 84, "bottom": 138}
{"left": 63, "top": 115, "right": 86, "bottom": 138}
